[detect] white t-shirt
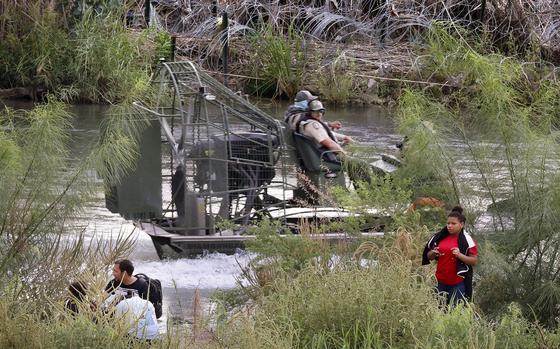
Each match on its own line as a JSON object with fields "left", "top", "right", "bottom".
{"left": 114, "top": 296, "right": 159, "bottom": 340}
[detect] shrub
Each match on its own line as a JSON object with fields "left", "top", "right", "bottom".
{"left": 247, "top": 23, "right": 305, "bottom": 98}
{"left": 0, "top": 3, "right": 154, "bottom": 103}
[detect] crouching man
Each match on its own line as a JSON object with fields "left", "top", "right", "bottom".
{"left": 113, "top": 289, "right": 159, "bottom": 341}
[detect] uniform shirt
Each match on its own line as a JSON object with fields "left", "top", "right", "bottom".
{"left": 300, "top": 120, "right": 345, "bottom": 145}
{"left": 435, "top": 234, "right": 477, "bottom": 285}
{"left": 300, "top": 120, "right": 330, "bottom": 144}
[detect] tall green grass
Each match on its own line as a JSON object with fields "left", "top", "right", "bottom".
{"left": 247, "top": 24, "right": 305, "bottom": 98}
{"left": 0, "top": 3, "right": 154, "bottom": 103}
{"left": 70, "top": 9, "right": 152, "bottom": 103}
{"left": 317, "top": 51, "right": 356, "bottom": 104}
{"left": 210, "top": 229, "right": 560, "bottom": 348}
{"left": 0, "top": 293, "right": 194, "bottom": 349}
{"left": 0, "top": 3, "right": 71, "bottom": 95}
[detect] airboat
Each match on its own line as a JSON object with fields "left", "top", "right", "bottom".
{"left": 105, "top": 61, "right": 397, "bottom": 259}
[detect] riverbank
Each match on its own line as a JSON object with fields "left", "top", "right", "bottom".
{"left": 3, "top": 1, "right": 560, "bottom": 106}
{"left": 4, "top": 3, "right": 560, "bottom": 347}
{"left": 176, "top": 37, "right": 418, "bottom": 105}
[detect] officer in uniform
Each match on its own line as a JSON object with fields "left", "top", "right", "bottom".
{"left": 284, "top": 90, "right": 342, "bottom": 132}
{"left": 298, "top": 100, "right": 352, "bottom": 153}
{"left": 299, "top": 100, "right": 373, "bottom": 186}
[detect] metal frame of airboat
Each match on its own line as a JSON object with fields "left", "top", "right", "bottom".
{"left": 128, "top": 61, "right": 388, "bottom": 258}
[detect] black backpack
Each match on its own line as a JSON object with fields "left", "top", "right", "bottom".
{"left": 135, "top": 273, "right": 163, "bottom": 319}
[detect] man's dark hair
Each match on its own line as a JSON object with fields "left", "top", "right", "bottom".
{"left": 115, "top": 259, "right": 134, "bottom": 276}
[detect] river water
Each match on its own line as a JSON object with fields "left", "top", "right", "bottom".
{"left": 1, "top": 99, "right": 402, "bottom": 328}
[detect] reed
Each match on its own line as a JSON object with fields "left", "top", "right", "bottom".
{"left": 208, "top": 225, "right": 560, "bottom": 348}
{"left": 69, "top": 9, "right": 152, "bottom": 103}
{"left": 317, "top": 51, "right": 356, "bottom": 104}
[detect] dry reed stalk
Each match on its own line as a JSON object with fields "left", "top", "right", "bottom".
{"left": 353, "top": 240, "right": 379, "bottom": 259}
{"left": 192, "top": 288, "right": 201, "bottom": 342}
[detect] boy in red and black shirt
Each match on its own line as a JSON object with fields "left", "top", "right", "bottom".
{"left": 422, "top": 207, "right": 478, "bottom": 305}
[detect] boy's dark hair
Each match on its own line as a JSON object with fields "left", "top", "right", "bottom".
{"left": 448, "top": 206, "right": 466, "bottom": 223}
{"left": 69, "top": 281, "right": 87, "bottom": 301}
{"left": 115, "top": 259, "right": 134, "bottom": 276}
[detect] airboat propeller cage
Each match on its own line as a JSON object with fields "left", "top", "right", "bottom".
{"left": 133, "top": 61, "right": 289, "bottom": 235}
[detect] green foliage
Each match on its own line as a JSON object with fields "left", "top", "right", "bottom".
{"left": 221, "top": 261, "right": 438, "bottom": 348}
{"left": 245, "top": 218, "right": 327, "bottom": 273}
{"left": 332, "top": 173, "right": 412, "bottom": 217}
{"left": 0, "top": 3, "right": 154, "bottom": 103}
{"left": 0, "top": 294, "right": 184, "bottom": 349}
{"left": 0, "top": 3, "right": 71, "bottom": 92}
{"left": 0, "top": 97, "right": 146, "bottom": 316}
{"left": 212, "top": 230, "right": 560, "bottom": 349}
{"left": 248, "top": 23, "right": 305, "bottom": 98}
{"left": 154, "top": 31, "right": 173, "bottom": 62}
{"left": 57, "top": 0, "right": 124, "bottom": 23}
{"left": 430, "top": 305, "right": 482, "bottom": 347}
{"left": 0, "top": 88, "right": 190, "bottom": 346}
{"left": 317, "top": 52, "right": 356, "bottom": 104}
{"left": 397, "top": 90, "right": 459, "bottom": 203}
{"left": 0, "top": 111, "right": 23, "bottom": 177}
{"left": 493, "top": 304, "right": 539, "bottom": 348}
{"left": 70, "top": 10, "right": 152, "bottom": 103}
{"left": 308, "top": 311, "right": 383, "bottom": 349}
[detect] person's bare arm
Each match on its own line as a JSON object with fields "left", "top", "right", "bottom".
{"left": 320, "top": 138, "right": 344, "bottom": 153}
{"left": 340, "top": 135, "right": 353, "bottom": 145}
{"left": 333, "top": 132, "right": 353, "bottom": 145}
{"left": 452, "top": 248, "right": 478, "bottom": 265}
{"left": 328, "top": 121, "right": 342, "bottom": 130}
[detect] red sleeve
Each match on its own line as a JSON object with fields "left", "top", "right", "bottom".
{"left": 468, "top": 243, "right": 477, "bottom": 256}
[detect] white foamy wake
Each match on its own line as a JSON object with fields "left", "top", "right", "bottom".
{"left": 81, "top": 204, "right": 252, "bottom": 290}
{"left": 134, "top": 252, "right": 253, "bottom": 289}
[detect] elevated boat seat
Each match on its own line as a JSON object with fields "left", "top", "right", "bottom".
{"left": 292, "top": 132, "right": 342, "bottom": 173}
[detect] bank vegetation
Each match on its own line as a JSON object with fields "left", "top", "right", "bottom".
{"left": 199, "top": 23, "right": 560, "bottom": 348}
{"left": 0, "top": 1, "right": 161, "bottom": 103}
{"left": 160, "top": 0, "right": 560, "bottom": 103}
{"left": 2, "top": 1, "right": 560, "bottom": 105}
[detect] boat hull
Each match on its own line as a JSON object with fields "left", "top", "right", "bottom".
{"left": 138, "top": 221, "right": 383, "bottom": 259}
